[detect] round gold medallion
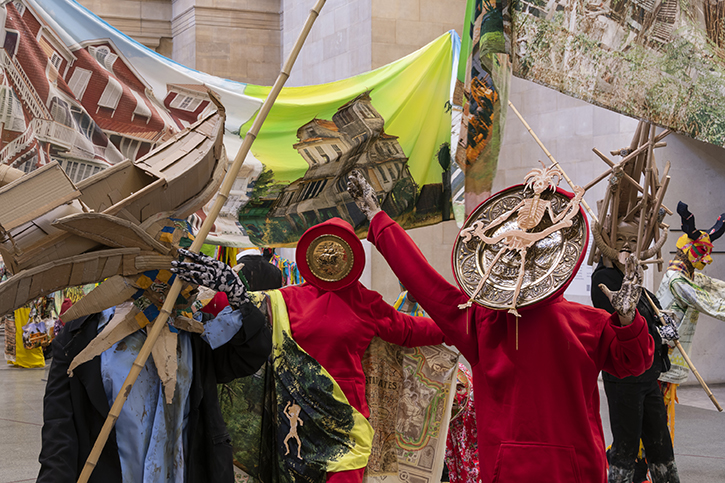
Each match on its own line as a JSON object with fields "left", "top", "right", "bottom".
{"left": 306, "top": 234, "right": 355, "bottom": 282}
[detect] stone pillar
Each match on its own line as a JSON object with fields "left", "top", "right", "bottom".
{"left": 77, "top": 0, "right": 174, "bottom": 57}
{"left": 172, "top": 0, "right": 281, "bottom": 85}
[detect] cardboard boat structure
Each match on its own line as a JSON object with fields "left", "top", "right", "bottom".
{"left": 0, "top": 97, "right": 227, "bottom": 318}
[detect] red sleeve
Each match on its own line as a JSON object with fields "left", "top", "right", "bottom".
{"left": 367, "top": 211, "right": 480, "bottom": 363}
{"left": 597, "top": 310, "right": 655, "bottom": 378}
{"left": 372, "top": 298, "right": 446, "bottom": 347}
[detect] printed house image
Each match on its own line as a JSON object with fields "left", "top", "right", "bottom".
{"left": 0, "top": 1, "right": 203, "bottom": 185}
{"left": 241, "top": 91, "right": 418, "bottom": 243}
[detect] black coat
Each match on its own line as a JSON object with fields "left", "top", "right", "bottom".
{"left": 37, "top": 305, "right": 271, "bottom": 483}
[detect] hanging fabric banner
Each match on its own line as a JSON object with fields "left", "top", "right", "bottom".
{"left": 494, "top": 0, "right": 725, "bottom": 147}
{"left": 454, "top": 0, "right": 511, "bottom": 216}
{"left": 237, "top": 33, "right": 458, "bottom": 246}
{"left": 0, "top": 0, "right": 458, "bottom": 248}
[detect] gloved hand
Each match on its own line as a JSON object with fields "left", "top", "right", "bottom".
{"left": 598, "top": 255, "right": 643, "bottom": 325}
{"left": 346, "top": 169, "right": 381, "bottom": 221}
{"left": 171, "top": 248, "right": 249, "bottom": 309}
{"left": 657, "top": 310, "right": 680, "bottom": 344}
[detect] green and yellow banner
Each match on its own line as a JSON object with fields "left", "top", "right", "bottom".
{"left": 238, "top": 33, "right": 458, "bottom": 245}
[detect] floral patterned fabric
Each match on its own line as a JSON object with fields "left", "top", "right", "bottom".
{"left": 445, "top": 363, "right": 478, "bottom": 483}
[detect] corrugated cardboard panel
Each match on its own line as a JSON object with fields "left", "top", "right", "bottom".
{"left": 160, "top": 147, "right": 206, "bottom": 179}
{"left": 0, "top": 275, "right": 19, "bottom": 311}
{"left": 83, "top": 258, "right": 102, "bottom": 283}
{"left": 0, "top": 163, "right": 79, "bottom": 232}
{"left": 15, "top": 276, "right": 32, "bottom": 309}
{"left": 69, "top": 260, "right": 87, "bottom": 287}
{"left": 122, "top": 253, "right": 138, "bottom": 275}
{"left": 78, "top": 161, "right": 156, "bottom": 213}
{"left": 53, "top": 212, "right": 169, "bottom": 253}
{"left": 100, "top": 255, "right": 122, "bottom": 279}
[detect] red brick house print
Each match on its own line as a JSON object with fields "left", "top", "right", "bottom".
{"left": 0, "top": 1, "right": 187, "bottom": 183}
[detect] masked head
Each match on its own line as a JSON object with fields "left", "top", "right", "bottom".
{"left": 676, "top": 232, "right": 713, "bottom": 270}
{"left": 296, "top": 217, "right": 365, "bottom": 291}
{"left": 614, "top": 221, "right": 638, "bottom": 265}
{"left": 674, "top": 202, "right": 725, "bottom": 271}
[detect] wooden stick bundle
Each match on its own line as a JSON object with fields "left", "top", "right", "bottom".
{"left": 76, "top": 1, "right": 328, "bottom": 481}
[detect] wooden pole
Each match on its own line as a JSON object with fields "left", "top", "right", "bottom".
{"left": 643, "top": 291, "right": 723, "bottom": 412}
{"left": 507, "top": 101, "right": 598, "bottom": 223}
{"left": 636, "top": 124, "right": 655, "bottom": 258}
{"left": 76, "top": 2, "right": 327, "bottom": 482}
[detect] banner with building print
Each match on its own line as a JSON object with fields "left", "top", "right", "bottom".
{"left": 0, "top": 0, "right": 457, "bottom": 248}
{"left": 237, "top": 33, "right": 457, "bottom": 246}
{"left": 500, "top": 0, "right": 725, "bottom": 147}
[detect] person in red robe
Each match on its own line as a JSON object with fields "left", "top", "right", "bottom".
{"left": 348, "top": 171, "right": 654, "bottom": 483}
{"left": 173, "top": 217, "right": 445, "bottom": 482}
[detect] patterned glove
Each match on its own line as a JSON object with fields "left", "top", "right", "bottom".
{"left": 598, "top": 255, "right": 643, "bottom": 324}
{"left": 346, "top": 169, "right": 381, "bottom": 221}
{"left": 657, "top": 310, "right": 680, "bottom": 344}
{"left": 171, "top": 248, "right": 249, "bottom": 309}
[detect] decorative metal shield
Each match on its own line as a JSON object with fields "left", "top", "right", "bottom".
{"left": 453, "top": 185, "right": 587, "bottom": 310}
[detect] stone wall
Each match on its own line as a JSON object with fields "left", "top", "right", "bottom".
{"left": 77, "top": 0, "right": 173, "bottom": 56}
{"left": 78, "top": 0, "right": 282, "bottom": 85}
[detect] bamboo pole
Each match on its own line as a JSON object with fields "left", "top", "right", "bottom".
{"left": 507, "top": 101, "right": 598, "bottom": 223}
{"left": 76, "top": 2, "right": 327, "bottom": 482}
{"left": 643, "top": 291, "right": 723, "bottom": 412}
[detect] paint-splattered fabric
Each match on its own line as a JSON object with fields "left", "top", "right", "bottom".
{"left": 445, "top": 363, "right": 479, "bottom": 483}
{"left": 99, "top": 305, "right": 242, "bottom": 482}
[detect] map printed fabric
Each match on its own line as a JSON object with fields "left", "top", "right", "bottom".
{"left": 362, "top": 292, "right": 459, "bottom": 483}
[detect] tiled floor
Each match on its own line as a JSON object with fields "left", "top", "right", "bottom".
{"left": 2, "top": 335, "right": 724, "bottom": 482}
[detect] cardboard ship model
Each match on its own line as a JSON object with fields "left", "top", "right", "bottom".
{"left": 0, "top": 97, "right": 227, "bottom": 317}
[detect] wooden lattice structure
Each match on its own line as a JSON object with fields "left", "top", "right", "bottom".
{"left": 586, "top": 121, "right": 673, "bottom": 270}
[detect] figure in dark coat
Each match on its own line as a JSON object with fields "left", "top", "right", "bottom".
{"left": 37, "top": 303, "right": 270, "bottom": 483}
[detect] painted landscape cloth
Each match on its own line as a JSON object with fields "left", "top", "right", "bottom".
{"left": 0, "top": 0, "right": 458, "bottom": 248}
{"left": 500, "top": 0, "right": 725, "bottom": 147}
{"left": 454, "top": 0, "right": 511, "bottom": 215}
{"left": 238, "top": 33, "right": 458, "bottom": 246}
{"left": 219, "top": 291, "right": 374, "bottom": 482}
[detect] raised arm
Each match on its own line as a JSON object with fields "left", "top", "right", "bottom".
{"left": 348, "top": 171, "right": 479, "bottom": 362}
{"left": 171, "top": 249, "right": 272, "bottom": 382}
{"left": 596, "top": 255, "right": 645, "bottom": 326}
{"left": 596, "top": 310, "right": 654, "bottom": 378}
{"left": 370, "top": 292, "right": 446, "bottom": 348}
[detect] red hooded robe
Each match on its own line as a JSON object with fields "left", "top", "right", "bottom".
{"left": 367, "top": 211, "right": 654, "bottom": 483}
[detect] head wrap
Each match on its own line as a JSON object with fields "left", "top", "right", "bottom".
{"left": 675, "top": 233, "right": 713, "bottom": 270}
{"left": 296, "top": 218, "right": 365, "bottom": 291}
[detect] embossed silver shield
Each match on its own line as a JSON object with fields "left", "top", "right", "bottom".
{"left": 453, "top": 185, "right": 588, "bottom": 310}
